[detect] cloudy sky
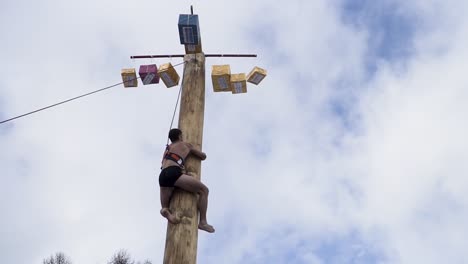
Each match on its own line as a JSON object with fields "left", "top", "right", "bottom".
{"left": 2, "top": 0, "right": 468, "bottom": 263}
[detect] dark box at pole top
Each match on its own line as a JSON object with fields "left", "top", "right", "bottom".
{"left": 178, "top": 14, "right": 200, "bottom": 45}
{"left": 139, "top": 64, "right": 160, "bottom": 85}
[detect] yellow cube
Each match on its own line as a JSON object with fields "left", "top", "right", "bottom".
{"left": 211, "top": 65, "right": 231, "bottom": 92}
{"left": 246, "top": 66, "right": 267, "bottom": 85}
{"left": 231, "top": 73, "right": 247, "bottom": 94}
{"left": 121, "top": 68, "right": 138, "bottom": 88}
{"left": 159, "top": 63, "right": 180, "bottom": 88}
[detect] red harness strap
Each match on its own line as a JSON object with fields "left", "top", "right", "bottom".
{"left": 165, "top": 152, "right": 184, "bottom": 166}
{"left": 162, "top": 145, "right": 185, "bottom": 167}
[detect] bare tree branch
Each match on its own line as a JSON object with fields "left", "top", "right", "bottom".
{"left": 108, "top": 250, "right": 134, "bottom": 264}
{"left": 107, "top": 250, "right": 152, "bottom": 264}
{"left": 42, "top": 252, "right": 72, "bottom": 264}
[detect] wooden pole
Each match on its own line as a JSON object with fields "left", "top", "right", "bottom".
{"left": 163, "top": 52, "right": 205, "bottom": 264}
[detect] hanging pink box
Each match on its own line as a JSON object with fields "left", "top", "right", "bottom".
{"left": 139, "top": 64, "right": 160, "bottom": 85}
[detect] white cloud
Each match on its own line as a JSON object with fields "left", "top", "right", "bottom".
{"left": 2, "top": 0, "right": 468, "bottom": 263}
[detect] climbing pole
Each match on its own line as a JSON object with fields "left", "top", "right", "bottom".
{"left": 129, "top": 6, "right": 266, "bottom": 264}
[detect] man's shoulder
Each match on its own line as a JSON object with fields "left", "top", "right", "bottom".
{"left": 173, "top": 142, "right": 192, "bottom": 151}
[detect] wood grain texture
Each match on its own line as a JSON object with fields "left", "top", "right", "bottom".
{"left": 163, "top": 53, "right": 205, "bottom": 264}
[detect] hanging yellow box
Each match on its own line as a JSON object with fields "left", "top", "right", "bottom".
{"left": 159, "top": 63, "right": 180, "bottom": 88}
{"left": 247, "top": 66, "right": 267, "bottom": 85}
{"left": 231, "top": 73, "right": 247, "bottom": 94}
{"left": 121, "top": 68, "right": 138, "bottom": 88}
{"left": 211, "top": 65, "right": 231, "bottom": 92}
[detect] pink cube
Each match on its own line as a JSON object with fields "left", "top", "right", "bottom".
{"left": 139, "top": 64, "right": 160, "bottom": 85}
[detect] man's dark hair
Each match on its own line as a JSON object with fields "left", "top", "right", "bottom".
{"left": 168, "top": 128, "right": 182, "bottom": 142}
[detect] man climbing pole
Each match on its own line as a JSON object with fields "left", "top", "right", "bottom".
{"left": 159, "top": 128, "right": 215, "bottom": 233}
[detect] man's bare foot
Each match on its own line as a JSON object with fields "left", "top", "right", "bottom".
{"left": 160, "top": 208, "right": 179, "bottom": 224}
{"left": 198, "top": 222, "right": 215, "bottom": 233}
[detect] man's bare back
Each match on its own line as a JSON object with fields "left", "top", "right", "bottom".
{"left": 161, "top": 141, "right": 206, "bottom": 169}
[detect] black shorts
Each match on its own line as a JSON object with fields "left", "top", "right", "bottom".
{"left": 159, "top": 166, "right": 183, "bottom": 187}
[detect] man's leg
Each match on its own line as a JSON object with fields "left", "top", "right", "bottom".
{"left": 174, "top": 174, "right": 215, "bottom": 233}
{"left": 160, "top": 187, "right": 179, "bottom": 224}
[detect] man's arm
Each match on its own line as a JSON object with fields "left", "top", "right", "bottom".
{"left": 187, "top": 143, "right": 207, "bottom": 160}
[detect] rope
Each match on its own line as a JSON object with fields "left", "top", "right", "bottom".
{"left": 166, "top": 61, "right": 187, "bottom": 145}
{"left": 0, "top": 61, "right": 187, "bottom": 126}
{"left": 0, "top": 79, "right": 138, "bottom": 125}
